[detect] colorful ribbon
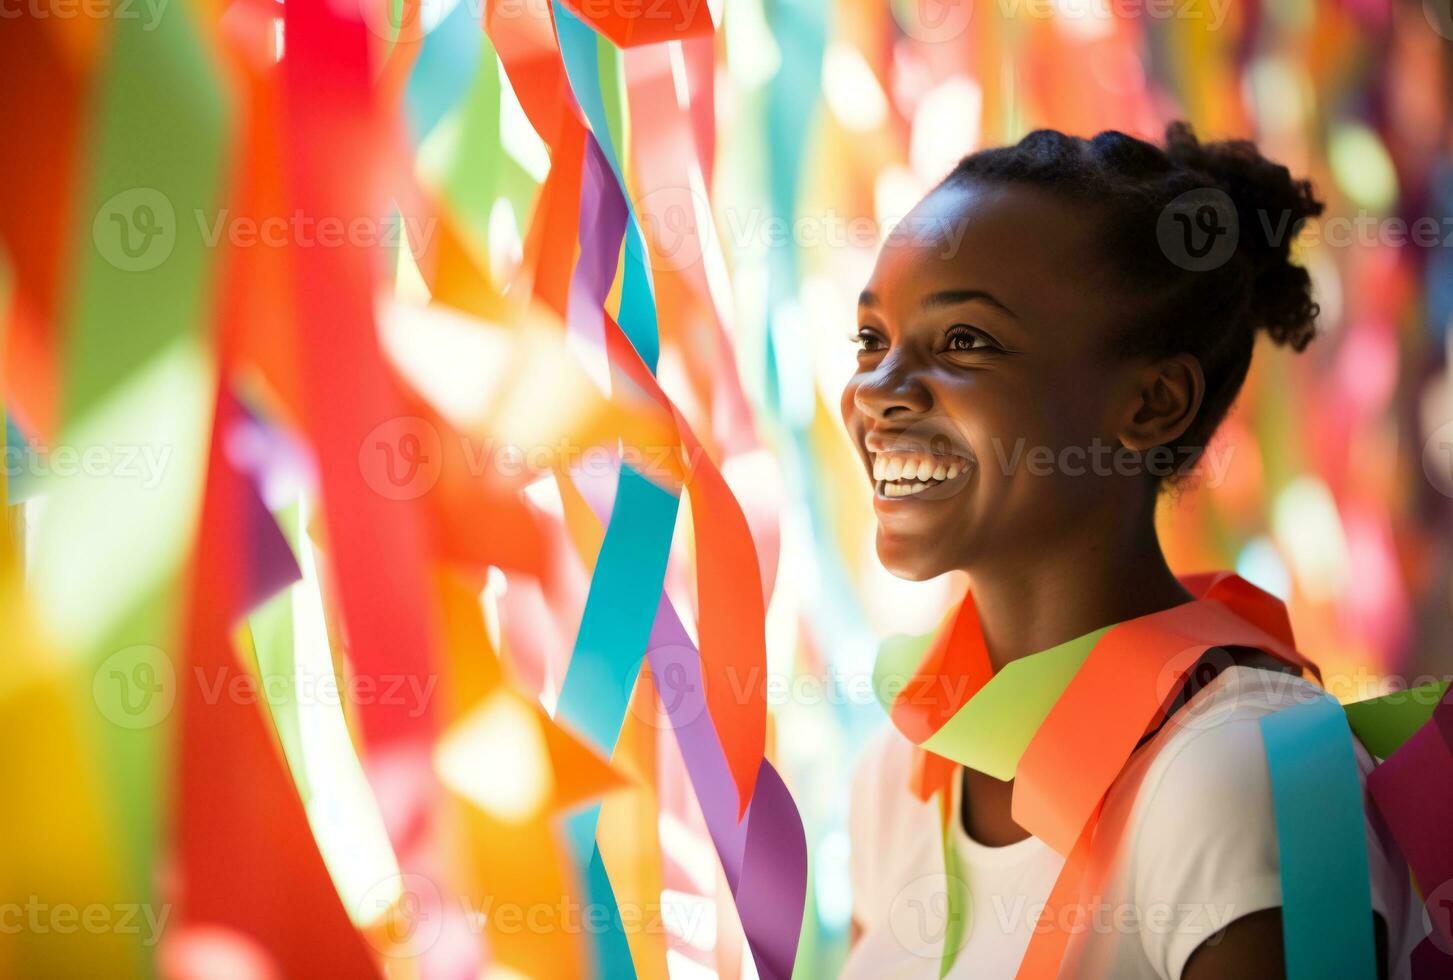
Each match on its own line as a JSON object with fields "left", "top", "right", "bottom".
{"left": 876, "top": 573, "right": 1373, "bottom": 977}
{"left": 1260, "top": 694, "right": 1377, "bottom": 978}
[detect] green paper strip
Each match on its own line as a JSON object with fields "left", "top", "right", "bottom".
{"left": 938, "top": 798, "right": 971, "bottom": 978}
{"left": 922, "top": 629, "right": 1108, "bottom": 781}
{"left": 29, "top": 6, "right": 229, "bottom": 975}
{"left": 874, "top": 627, "right": 1108, "bottom": 781}
{"left": 1343, "top": 679, "right": 1451, "bottom": 760}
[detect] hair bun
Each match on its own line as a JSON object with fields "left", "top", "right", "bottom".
{"left": 1162, "top": 121, "right": 1325, "bottom": 351}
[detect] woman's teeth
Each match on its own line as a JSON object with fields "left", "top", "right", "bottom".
{"left": 871, "top": 452, "right": 968, "bottom": 497}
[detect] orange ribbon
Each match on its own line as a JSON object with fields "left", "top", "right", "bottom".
{"left": 892, "top": 572, "right": 1322, "bottom": 977}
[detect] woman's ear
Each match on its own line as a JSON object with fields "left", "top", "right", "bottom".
{"left": 1118, "top": 353, "right": 1205, "bottom": 451}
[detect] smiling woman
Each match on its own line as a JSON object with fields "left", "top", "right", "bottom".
{"left": 840, "top": 123, "right": 1426, "bottom": 979}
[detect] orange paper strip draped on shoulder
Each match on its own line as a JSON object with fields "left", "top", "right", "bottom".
{"left": 891, "top": 591, "right": 993, "bottom": 745}
{"left": 904, "top": 575, "right": 1320, "bottom": 830}
{"left": 1013, "top": 589, "right": 1317, "bottom": 856}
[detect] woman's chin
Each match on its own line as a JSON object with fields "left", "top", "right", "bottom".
{"left": 875, "top": 530, "right": 954, "bottom": 582}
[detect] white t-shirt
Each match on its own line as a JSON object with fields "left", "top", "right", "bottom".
{"left": 845, "top": 665, "right": 1428, "bottom": 979}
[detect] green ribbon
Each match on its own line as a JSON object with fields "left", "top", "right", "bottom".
{"left": 876, "top": 623, "right": 1443, "bottom": 978}
{"left": 874, "top": 627, "right": 1108, "bottom": 780}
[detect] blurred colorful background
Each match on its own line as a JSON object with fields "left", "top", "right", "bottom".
{"left": 1, "top": 0, "right": 1451, "bottom": 976}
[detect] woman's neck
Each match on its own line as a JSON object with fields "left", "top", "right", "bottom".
{"left": 965, "top": 519, "right": 1194, "bottom": 672}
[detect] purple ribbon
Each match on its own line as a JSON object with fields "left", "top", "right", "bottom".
{"left": 648, "top": 600, "right": 806, "bottom": 980}
{"left": 567, "top": 136, "right": 628, "bottom": 392}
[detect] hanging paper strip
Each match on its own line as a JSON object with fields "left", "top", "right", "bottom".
{"left": 280, "top": 0, "right": 442, "bottom": 844}
{"left": 547, "top": 114, "right": 676, "bottom": 980}
{"left": 644, "top": 574, "right": 808, "bottom": 980}
{"left": 556, "top": 0, "right": 716, "bottom": 48}
{"left": 178, "top": 384, "right": 380, "bottom": 979}
{"left": 877, "top": 574, "right": 1337, "bottom": 977}
{"left": 1260, "top": 694, "right": 1378, "bottom": 979}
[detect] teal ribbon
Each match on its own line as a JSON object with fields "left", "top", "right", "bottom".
{"left": 403, "top": 0, "right": 480, "bottom": 143}
{"left": 553, "top": 1, "right": 659, "bottom": 370}
{"left": 557, "top": 466, "right": 677, "bottom": 979}
{"left": 556, "top": 465, "right": 678, "bottom": 748}
{"left": 1259, "top": 694, "right": 1378, "bottom": 979}
{"left": 549, "top": 14, "right": 674, "bottom": 952}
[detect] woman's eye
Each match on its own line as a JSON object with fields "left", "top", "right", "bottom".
{"left": 854, "top": 329, "right": 886, "bottom": 353}
{"left": 945, "top": 326, "right": 995, "bottom": 353}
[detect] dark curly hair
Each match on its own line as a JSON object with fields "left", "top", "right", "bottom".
{"left": 940, "top": 121, "right": 1325, "bottom": 477}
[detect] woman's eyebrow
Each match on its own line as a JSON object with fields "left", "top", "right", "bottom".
{"left": 921, "top": 289, "right": 1018, "bottom": 318}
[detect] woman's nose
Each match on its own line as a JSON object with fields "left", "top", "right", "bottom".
{"left": 853, "top": 355, "right": 932, "bottom": 421}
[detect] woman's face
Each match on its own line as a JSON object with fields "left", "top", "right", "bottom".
{"left": 840, "top": 180, "right": 1149, "bottom": 581}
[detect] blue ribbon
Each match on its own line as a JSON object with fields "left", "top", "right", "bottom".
{"left": 1259, "top": 693, "right": 1378, "bottom": 978}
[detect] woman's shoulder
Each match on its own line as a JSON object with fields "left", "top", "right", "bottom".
{"left": 1101, "top": 665, "right": 1417, "bottom": 978}
{"left": 1121, "top": 662, "right": 1375, "bottom": 826}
